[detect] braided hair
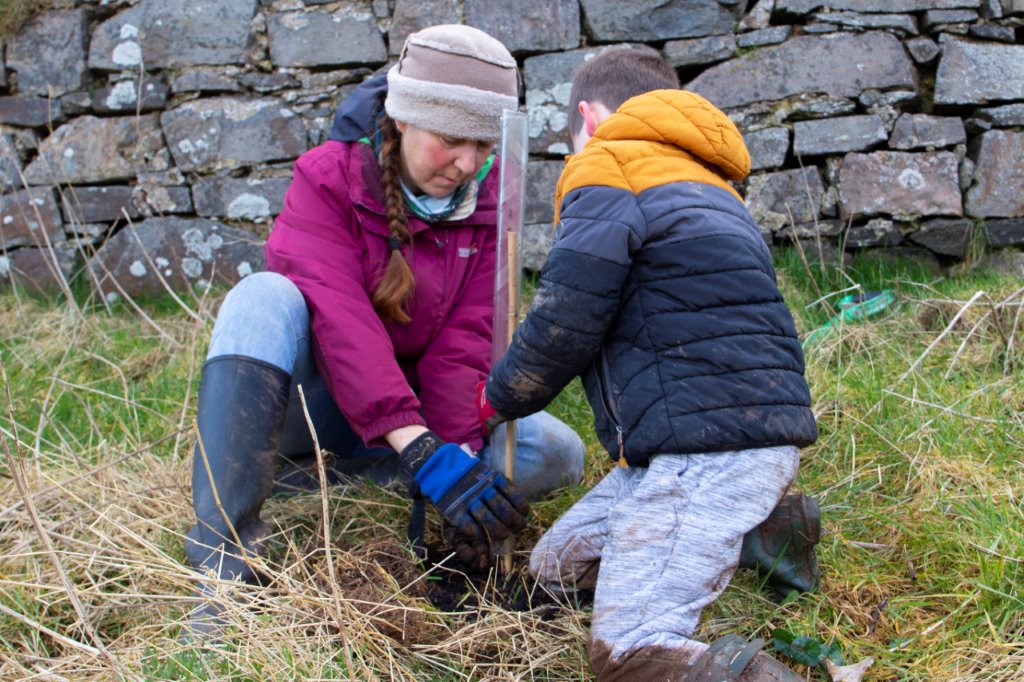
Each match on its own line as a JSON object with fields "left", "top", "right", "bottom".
{"left": 372, "top": 114, "right": 416, "bottom": 324}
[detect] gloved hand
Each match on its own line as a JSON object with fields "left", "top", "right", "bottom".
{"left": 399, "top": 430, "right": 529, "bottom": 547}
{"left": 444, "top": 523, "right": 492, "bottom": 571}
{"left": 476, "top": 380, "right": 508, "bottom": 435}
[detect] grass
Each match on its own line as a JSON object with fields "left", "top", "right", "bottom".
{"left": 1, "top": 246, "right": 1023, "bottom": 680}
{"left": 0, "top": 0, "right": 54, "bottom": 40}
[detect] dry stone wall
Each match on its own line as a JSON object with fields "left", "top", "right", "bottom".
{"left": 1, "top": 0, "right": 1023, "bottom": 297}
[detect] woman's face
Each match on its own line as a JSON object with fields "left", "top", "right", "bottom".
{"left": 395, "top": 121, "right": 495, "bottom": 198}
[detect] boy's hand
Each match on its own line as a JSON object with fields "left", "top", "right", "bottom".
{"left": 476, "top": 380, "right": 507, "bottom": 435}
{"left": 399, "top": 431, "right": 529, "bottom": 545}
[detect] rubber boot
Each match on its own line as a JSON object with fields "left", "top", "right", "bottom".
{"left": 183, "top": 356, "right": 290, "bottom": 636}
{"left": 687, "top": 634, "right": 804, "bottom": 681}
{"left": 739, "top": 493, "right": 821, "bottom": 601}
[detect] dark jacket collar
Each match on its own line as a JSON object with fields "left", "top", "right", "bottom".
{"left": 328, "top": 72, "right": 388, "bottom": 143}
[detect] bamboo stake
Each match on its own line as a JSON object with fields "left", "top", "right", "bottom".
{"left": 502, "top": 232, "right": 520, "bottom": 574}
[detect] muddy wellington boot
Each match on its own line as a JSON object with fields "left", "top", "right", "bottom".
{"left": 687, "top": 634, "right": 804, "bottom": 681}
{"left": 739, "top": 493, "right": 821, "bottom": 601}
{"left": 182, "top": 355, "right": 290, "bottom": 637}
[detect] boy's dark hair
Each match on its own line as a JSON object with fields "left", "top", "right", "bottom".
{"left": 568, "top": 45, "right": 680, "bottom": 137}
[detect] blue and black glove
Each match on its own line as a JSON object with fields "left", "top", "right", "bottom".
{"left": 399, "top": 431, "right": 530, "bottom": 550}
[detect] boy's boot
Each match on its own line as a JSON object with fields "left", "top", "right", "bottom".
{"left": 739, "top": 493, "right": 820, "bottom": 601}
{"left": 688, "top": 634, "right": 804, "bottom": 681}
{"left": 183, "top": 356, "right": 290, "bottom": 637}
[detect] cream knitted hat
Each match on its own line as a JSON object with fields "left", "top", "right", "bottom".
{"left": 385, "top": 24, "right": 519, "bottom": 144}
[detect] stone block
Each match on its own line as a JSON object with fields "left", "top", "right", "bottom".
{"left": 268, "top": 9, "right": 387, "bottom": 67}
{"left": 888, "top": 114, "right": 966, "bottom": 150}
{"left": 839, "top": 151, "right": 962, "bottom": 220}
{"left": 986, "top": 217, "right": 1024, "bottom": 247}
{"left": 744, "top": 127, "right": 790, "bottom": 171}
{"left": 687, "top": 32, "right": 916, "bottom": 110}
{"left": 60, "top": 186, "right": 141, "bottom": 225}
{"left": 812, "top": 11, "right": 919, "bottom": 35}
{"left": 92, "top": 77, "right": 170, "bottom": 114}
{"left": 905, "top": 36, "right": 941, "bottom": 63}
{"left": 192, "top": 176, "right": 292, "bottom": 221}
{"left": 524, "top": 160, "right": 563, "bottom": 225}
{"left": 132, "top": 184, "right": 194, "bottom": 217}
{"left": 238, "top": 73, "right": 299, "bottom": 93}
{"left": 736, "top": 27, "right": 793, "bottom": 48}
{"left": 923, "top": 9, "right": 979, "bottom": 30}
{"left": 969, "top": 23, "right": 1017, "bottom": 41}
{"left": 778, "top": 0, "right": 982, "bottom": 14}
{"left": 971, "top": 103, "right": 1024, "bottom": 129}
{"left": 843, "top": 218, "right": 903, "bottom": 249}
{"left": 664, "top": 35, "right": 737, "bottom": 68}
{"left": 0, "top": 188, "right": 63, "bottom": 250}
{"left": 161, "top": 98, "right": 307, "bottom": 173}
{"left": 738, "top": 0, "right": 774, "bottom": 31}
{"left": 89, "top": 0, "right": 258, "bottom": 70}
{"left": 59, "top": 92, "right": 92, "bottom": 117}
{"left": 579, "top": 0, "right": 734, "bottom": 42}
{"left": 6, "top": 10, "right": 89, "bottom": 97}
{"left": 389, "top": 0, "right": 462, "bottom": 54}
{"left": 522, "top": 222, "right": 554, "bottom": 272}
{"left": 935, "top": 36, "right": 1024, "bottom": 105}
{"left": 907, "top": 218, "right": 973, "bottom": 258}
{"left": 172, "top": 69, "right": 243, "bottom": 94}
{"left": 0, "top": 134, "right": 23, "bottom": 190}
{"left": 23, "top": 114, "right": 165, "bottom": 186}
{"left": 965, "top": 130, "right": 1024, "bottom": 218}
{"left": 0, "top": 96, "right": 64, "bottom": 128}
{"left": 975, "top": 250, "right": 1024, "bottom": 278}
{"left": 466, "top": 0, "right": 580, "bottom": 53}
{"left": 0, "top": 245, "right": 77, "bottom": 295}
{"left": 981, "top": 0, "right": 1004, "bottom": 17}
{"left": 793, "top": 115, "right": 887, "bottom": 157}
{"left": 524, "top": 47, "right": 604, "bottom": 156}
{"left": 746, "top": 167, "right": 825, "bottom": 233}
{"left": 776, "top": 218, "right": 845, "bottom": 240}
{"left": 90, "top": 218, "right": 264, "bottom": 298}
{"left": 782, "top": 95, "right": 858, "bottom": 121}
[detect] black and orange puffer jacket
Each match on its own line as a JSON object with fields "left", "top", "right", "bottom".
{"left": 487, "top": 89, "right": 817, "bottom": 466}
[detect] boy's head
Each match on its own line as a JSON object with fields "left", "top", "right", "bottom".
{"left": 568, "top": 45, "right": 680, "bottom": 152}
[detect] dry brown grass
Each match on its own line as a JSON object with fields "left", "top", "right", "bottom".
{"left": 2, "top": 264, "right": 1023, "bottom": 680}
{"left": 0, "top": 292, "right": 593, "bottom": 680}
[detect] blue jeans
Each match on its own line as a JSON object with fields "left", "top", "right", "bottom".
{"left": 207, "top": 271, "right": 585, "bottom": 500}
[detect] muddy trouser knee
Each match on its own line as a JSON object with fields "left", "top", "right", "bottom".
{"left": 184, "top": 272, "right": 309, "bottom": 583}
{"left": 530, "top": 447, "right": 800, "bottom": 681}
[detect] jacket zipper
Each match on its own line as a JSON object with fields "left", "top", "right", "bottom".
{"left": 594, "top": 351, "right": 628, "bottom": 468}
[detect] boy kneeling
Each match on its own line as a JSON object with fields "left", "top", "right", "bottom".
{"left": 481, "top": 46, "right": 819, "bottom": 681}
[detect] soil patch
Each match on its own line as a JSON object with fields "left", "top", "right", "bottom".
{"left": 417, "top": 543, "right": 595, "bottom": 618}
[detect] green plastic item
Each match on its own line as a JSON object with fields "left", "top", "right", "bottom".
{"left": 802, "top": 289, "right": 895, "bottom": 350}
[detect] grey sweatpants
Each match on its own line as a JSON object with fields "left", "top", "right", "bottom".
{"left": 530, "top": 446, "right": 800, "bottom": 680}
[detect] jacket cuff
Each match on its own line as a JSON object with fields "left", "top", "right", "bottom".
{"left": 362, "top": 410, "right": 427, "bottom": 449}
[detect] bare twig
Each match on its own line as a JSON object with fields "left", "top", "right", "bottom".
{"left": 297, "top": 382, "right": 357, "bottom": 681}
